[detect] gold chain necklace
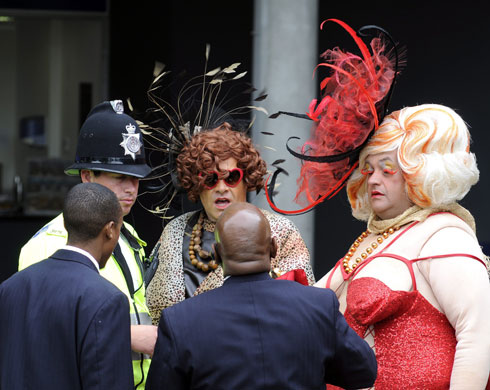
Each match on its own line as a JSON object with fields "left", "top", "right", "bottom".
{"left": 342, "top": 226, "right": 400, "bottom": 274}
{"left": 189, "top": 212, "right": 219, "bottom": 273}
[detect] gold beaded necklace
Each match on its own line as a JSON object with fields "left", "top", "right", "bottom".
{"left": 189, "top": 212, "right": 219, "bottom": 273}
{"left": 342, "top": 226, "right": 400, "bottom": 274}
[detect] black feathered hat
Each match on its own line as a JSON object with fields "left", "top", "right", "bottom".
{"left": 136, "top": 45, "right": 267, "bottom": 218}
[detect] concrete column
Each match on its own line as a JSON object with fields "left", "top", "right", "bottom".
{"left": 251, "top": 0, "right": 319, "bottom": 265}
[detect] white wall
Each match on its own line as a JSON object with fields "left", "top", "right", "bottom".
{"left": 55, "top": 18, "right": 107, "bottom": 159}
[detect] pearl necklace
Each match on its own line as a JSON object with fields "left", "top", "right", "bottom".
{"left": 189, "top": 212, "right": 219, "bottom": 273}
{"left": 342, "top": 226, "right": 400, "bottom": 274}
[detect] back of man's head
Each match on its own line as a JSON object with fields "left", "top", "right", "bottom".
{"left": 215, "top": 202, "right": 276, "bottom": 276}
{"left": 64, "top": 182, "right": 122, "bottom": 245}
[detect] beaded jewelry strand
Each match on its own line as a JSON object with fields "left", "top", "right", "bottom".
{"left": 189, "top": 212, "right": 219, "bottom": 272}
{"left": 342, "top": 226, "right": 400, "bottom": 274}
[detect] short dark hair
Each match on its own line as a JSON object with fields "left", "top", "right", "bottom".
{"left": 63, "top": 182, "right": 122, "bottom": 243}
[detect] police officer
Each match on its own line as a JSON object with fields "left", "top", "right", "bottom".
{"left": 19, "top": 100, "right": 156, "bottom": 390}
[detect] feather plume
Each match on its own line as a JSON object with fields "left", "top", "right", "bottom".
{"left": 153, "top": 61, "right": 165, "bottom": 77}
{"left": 134, "top": 45, "right": 268, "bottom": 218}
{"left": 222, "top": 63, "right": 241, "bottom": 73}
{"left": 272, "top": 159, "right": 285, "bottom": 165}
{"left": 266, "top": 19, "right": 402, "bottom": 215}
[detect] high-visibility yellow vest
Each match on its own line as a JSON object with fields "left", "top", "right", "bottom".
{"left": 19, "top": 213, "right": 151, "bottom": 389}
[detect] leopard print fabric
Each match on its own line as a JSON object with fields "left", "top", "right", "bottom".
{"left": 146, "top": 209, "right": 314, "bottom": 325}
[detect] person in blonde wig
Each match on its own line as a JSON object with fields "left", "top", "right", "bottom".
{"left": 347, "top": 104, "right": 479, "bottom": 221}
{"left": 317, "top": 104, "right": 490, "bottom": 389}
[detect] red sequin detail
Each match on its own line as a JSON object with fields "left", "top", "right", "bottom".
{"left": 344, "top": 277, "right": 456, "bottom": 389}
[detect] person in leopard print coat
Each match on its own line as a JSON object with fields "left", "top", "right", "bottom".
{"left": 145, "top": 126, "right": 314, "bottom": 324}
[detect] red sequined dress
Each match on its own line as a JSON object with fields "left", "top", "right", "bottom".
{"left": 324, "top": 213, "right": 490, "bottom": 390}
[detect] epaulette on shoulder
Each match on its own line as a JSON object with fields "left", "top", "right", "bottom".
{"left": 46, "top": 225, "right": 67, "bottom": 237}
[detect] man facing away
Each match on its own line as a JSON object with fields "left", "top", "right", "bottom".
{"left": 146, "top": 202, "right": 377, "bottom": 390}
{"left": 18, "top": 100, "right": 156, "bottom": 389}
{"left": 0, "top": 183, "right": 133, "bottom": 390}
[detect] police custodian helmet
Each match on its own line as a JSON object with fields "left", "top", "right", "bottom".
{"left": 65, "top": 100, "right": 151, "bottom": 178}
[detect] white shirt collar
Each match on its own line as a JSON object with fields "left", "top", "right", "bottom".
{"left": 63, "top": 245, "right": 100, "bottom": 271}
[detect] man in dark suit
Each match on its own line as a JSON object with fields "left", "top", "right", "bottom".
{"left": 0, "top": 183, "right": 133, "bottom": 390}
{"left": 146, "top": 202, "right": 377, "bottom": 390}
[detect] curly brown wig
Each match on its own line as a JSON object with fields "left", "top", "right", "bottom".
{"left": 177, "top": 127, "right": 267, "bottom": 202}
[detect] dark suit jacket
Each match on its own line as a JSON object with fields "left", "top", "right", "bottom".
{"left": 146, "top": 272, "right": 376, "bottom": 390}
{"left": 0, "top": 249, "right": 133, "bottom": 390}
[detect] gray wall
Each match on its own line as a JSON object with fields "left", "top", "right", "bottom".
{"left": 0, "top": 16, "right": 107, "bottom": 193}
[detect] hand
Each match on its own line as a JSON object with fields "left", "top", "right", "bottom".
{"left": 130, "top": 324, "right": 158, "bottom": 356}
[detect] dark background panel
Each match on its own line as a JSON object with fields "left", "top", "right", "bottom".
{"left": 1, "top": 216, "right": 52, "bottom": 280}
{"left": 0, "top": 0, "right": 107, "bottom": 12}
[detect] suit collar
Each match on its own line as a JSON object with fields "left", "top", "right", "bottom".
{"left": 63, "top": 245, "right": 99, "bottom": 270}
{"left": 223, "top": 272, "right": 271, "bottom": 284}
{"left": 49, "top": 249, "right": 99, "bottom": 273}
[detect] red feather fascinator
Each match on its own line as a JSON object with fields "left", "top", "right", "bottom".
{"left": 266, "top": 19, "right": 402, "bottom": 215}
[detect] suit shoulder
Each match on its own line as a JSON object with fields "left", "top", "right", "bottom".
{"left": 84, "top": 268, "right": 125, "bottom": 295}
{"left": 73, "top": 266, "right": 129, "bottom": 315}
{"left": 162, "top": 286, "right": 220, "bottom": 318}
{"left": 47, "top": 258, "right": 123, "bottom": 297}
{"left": 97, "top": 285, "right": 129, "bottom": 308}
{"left": 278, "top": 279, "right": 336, "bottom": 299}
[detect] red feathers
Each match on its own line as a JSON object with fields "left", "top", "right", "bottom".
{"left": 266, "top": 19, "right": 398, "bottom": 214}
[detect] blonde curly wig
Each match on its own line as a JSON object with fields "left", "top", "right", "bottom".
{"left": 347, "top": 104, "right": 479, "bottom": 221}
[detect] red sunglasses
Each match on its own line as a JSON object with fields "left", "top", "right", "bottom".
{"left": 199, "top": 168, "right": 244, "bottom": 190}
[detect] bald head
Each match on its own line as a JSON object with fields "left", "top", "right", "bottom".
{"left": 214, "top": 202, "right": 277, "bottom": 276}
